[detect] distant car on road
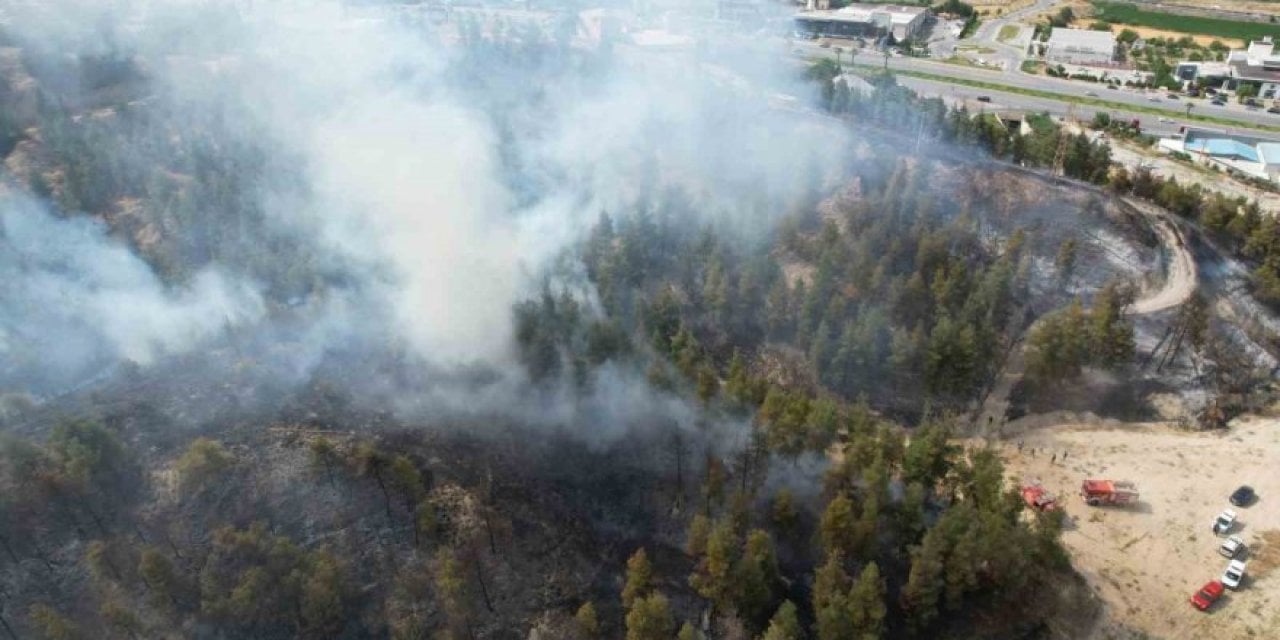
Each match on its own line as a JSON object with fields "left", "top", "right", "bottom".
{"left": 1191, "top": 580, "right": 1225, "bottom": 611}
{"left": 1085, "top": 91, "right": 1098, "bottom": 96}
{"left": 1106, "top": 85, "right": 1118, "bottom": 90}
{"left": 976, "top": 95, "right": 991, "bottom": 102}
{"left": 1222, "top": 560, "right": 1247, "bottom": 589}
{"left": 1159, "top": 117, "right": 1173, "bottom": 123}
{"left": 1211, "top": 99, "right": 1226, "bottom": 106}
{"left": 1268, "top": 106, "right": 1280, "bottom": 114}
{"left": 1167, "top": 93, "right": 1180, "bottom": 100}
{"left": 1213, "top": 508, "right": 1238, "bottom": 535}
{"left": 1148, "top": 96, "right": 1161, "bottom": 102}
{"left": 1230, "top": 485, "right": 1255, "bottom": 506}
{"left": 1220, "top": 534, "right": 1246, "bottom": 558}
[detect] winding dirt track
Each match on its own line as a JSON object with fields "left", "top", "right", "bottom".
{"left": 1123, "top": 197, "right": 1198, "bottom": 316}
{"left": 974, "top": 196, "right": 1198, "bottom": 433}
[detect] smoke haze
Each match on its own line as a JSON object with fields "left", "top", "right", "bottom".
{"left": 0, "top": 0, "right": 846, "bottom": 439}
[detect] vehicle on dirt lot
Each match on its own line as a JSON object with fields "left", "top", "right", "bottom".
{"left": 1080, "top": 479, "right": 1139, "bottom": 506}
{"left": 1191, "top": 580, "right": 1224, "bottom": 610}
{"left": 976, "top": 95, "right": 991, "bottom": 102}
{"left": 1230, "top": 485, "right": 1255, "bottom": 507}
{"left": 1222, "top": 560, "right": 1246, "bottom": 589}
{"left": 1021, "top": 482, "right": 1059, "bottom": 511}
{"left": 1213, "top": 509, "right": 1237, "bottom": 535}
{"left": 1219, "top": 535, "right": 1246, "bottom": 559}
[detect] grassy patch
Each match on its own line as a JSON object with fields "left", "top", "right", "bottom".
{"left": 847, "top": 63, "right": 1280, "bottom": 134}
{"left": 1092, "top": 2, "right": 1280, "bottom": 41}
{"left": 940, "top": 56, "right": 997, "bottom": 69}
{"left": 997, "top": 24, "right": 1021, "bottom": 42}
{"left": 1020, "top": 59, "right": 1045, "bottom": 74}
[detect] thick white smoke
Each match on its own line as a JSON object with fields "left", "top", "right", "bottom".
{"left": 1, "top": 0, "right": 847, "bottom": 439}
{"left": 0, "top": 196, "right": 264, "bottom": 390}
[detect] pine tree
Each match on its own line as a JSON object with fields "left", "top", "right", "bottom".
{"left": 848, "top": 562, "right": 887, "bottom": 640}
{"left": 690, "top": 521, "right": 738, "bottom": 609}
{"left": 761, "top": 601, "right": 803, "bottom": 640}
{"left": 677, "top": 622, "right": 699, "bottom": 640}
{"left": 575, "top": 602, "right": 599, "bottom": 639}
{"left": 625, "top": 593, "right": 674, "bottom": 640}
{"left": 622, "top": 548, "right": 654, "bottom": 610}
{"left": 735, "top": 530, "right": 779, "bottom": 627}
{"left": 820, "top": 493, "right": 857, "bottom": 559}
{"left": 901, "top": 531, "right": 947, "bottom": 632}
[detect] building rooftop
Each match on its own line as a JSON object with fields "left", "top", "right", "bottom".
{"left": 1257, "top": 142, "right": 1280, "bottom": 165}
{"left": 796, "top": 3, "right": 927, "bottom": 24}
{"left": 1185, "top": 137, "right": 1261, "bottom": 163}
{"left": 1046, "top": 28, "right": 1116, "bottom": 52}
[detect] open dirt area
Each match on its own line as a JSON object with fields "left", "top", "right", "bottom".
{"left": 971, "top": 0, "right": 1035, "bottom": 16}
{"left": 998, "top": 417, "right": 1280, "bottom": 639}
{"left": 1107, "top": 141, "right": 1280, "bottom": 214}
{"left": 1067, "top": 19, "right": 1243, "bottom": 47}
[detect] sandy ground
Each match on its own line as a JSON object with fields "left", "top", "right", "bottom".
{"left": 997, "top": 417, "right": 1280, "bottom": 639}
{"left": 1077, "top": 22, "right": 1245, "bottom": 48}
{"left": 971, "top": 0, "right": 1036, "bottom": 16}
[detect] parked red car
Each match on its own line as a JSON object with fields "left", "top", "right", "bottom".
{"left": 1190, "top": 580, "right": 1225, "bottom": 611}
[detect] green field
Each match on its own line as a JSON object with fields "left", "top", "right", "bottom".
{"left": 1092, "top": 2, "right": 1280, "bottom": 41}
{"left": 997, "top": 25, "right": 1020, "bottom": 42}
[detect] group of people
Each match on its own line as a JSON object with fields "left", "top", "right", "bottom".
{"left": 1016, "top": 440, "right": 1068, "bottom": 465}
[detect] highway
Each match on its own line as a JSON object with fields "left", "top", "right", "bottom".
{"left": 896, "top": 75, "right": 1192, "bottom": 138}
{"left": 791, "top": 41, "right": 1280, "bottom": 132}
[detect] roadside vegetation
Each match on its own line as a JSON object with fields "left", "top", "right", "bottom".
{"left": 816, "top": 64, "right": 1280, "bottom": 310}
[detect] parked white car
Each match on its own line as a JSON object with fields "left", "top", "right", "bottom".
{"left": 1219, "top": 535, "right": 1246, "bottom": 559}
{"left": 1222, "top": 559, "right": 1247, "bottom": 589}
{"left": 1213, "top": 509, "right": 1238, "bottom": 535}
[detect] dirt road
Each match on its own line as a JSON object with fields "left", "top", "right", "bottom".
{"left": 974, "top": 196, "right": 1195, "bottom": 432}
{"left": 999, "top": 418, "right": 1280, "bottom": 639}
{"left": 1124, "top": 198, "right": 1198, "bottom": 315}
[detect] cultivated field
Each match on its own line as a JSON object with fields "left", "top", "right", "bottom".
{"left": 1092, "top": 1, "right": 1280, "bottom": 41}
{"left": 999, "top": 417, "right": 1280, "bottom": 639}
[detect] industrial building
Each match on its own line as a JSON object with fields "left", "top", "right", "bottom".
{"left": 1044, "top": 28, "right": 1116, "bottom": 65}
{"left": 793, "top": 4, "right": 929, "bottom": 42}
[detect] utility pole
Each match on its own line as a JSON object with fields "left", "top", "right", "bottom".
{"left": 1053, "top": 102, "right": 1076, "bottom": 177}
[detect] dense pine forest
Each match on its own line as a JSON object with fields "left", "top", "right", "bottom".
{"left": 4, "top": 5, "right": 1276, "bottom": 640}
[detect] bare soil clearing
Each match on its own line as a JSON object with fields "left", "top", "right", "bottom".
{"left": 998, "top": 417, "right": 1280, "bottom": 639}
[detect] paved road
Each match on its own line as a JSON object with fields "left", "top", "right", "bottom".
{"left": 968, "top": 0, "right": 1055, "bottom": 74}
{"left": 897, "top": 75, "right": 1191, "bottom": 138}
{"left": 793, "top": 42, "right": 1280, "bottom": 131}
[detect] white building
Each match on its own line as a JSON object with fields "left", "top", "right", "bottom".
{"left": 1045, "top": 28, "right": 1116, "bottom": 65}
{"left": 1158, "top": 127, "right": 1280, "bottom": 181}
{"left": 1177, "top": 38, "right": 1280, "bottom": 98}
{"left": 793, "top": 4, "right": 929, "bottom": 42}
